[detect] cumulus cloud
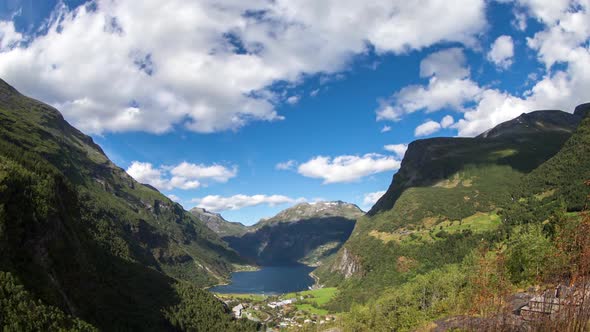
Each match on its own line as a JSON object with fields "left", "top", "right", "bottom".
{"left": 276, "top": 160, "right": 297, "bottom": 170}
{"left": 363, "top": 191, "right": 386, "bottom": 207}
{"left": 0, "top": 0, "right": 487, "bottom": 134}
{"left": 298, "top": 153, "right": 400, "bottom": 184}
{"left": 170, "top": 162, "right": 237, "bottom": 183}
{"left": 192, "top": 194, "right": 304, "bottom": 212}
{"left": 455, "top": 1, "right": 590, "bottom": 136}
{"left": 378, "top": 2, "right": 590, "bottom": 137}
{"left": 126, "top": 161, "right": 237, "bottom": 191}
{"left": 440, "top": 115, "right": 455, "bottom": 128}
{"left": 376, "top": 48, "right": 482, "bottom": 122}
{"left": 415, "top": 120, "right": 442, "bottom": 137}
{"left": 488, "top": 35, "right": 514, "bottom": 69}
{"left": 514, "top": 0, "right": 571, "bottom": 24}
{"left": 383, "top": 144, "right": 408, "bottom": 158}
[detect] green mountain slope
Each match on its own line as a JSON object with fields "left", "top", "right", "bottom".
{"left": 331, "top": 106, "right": 590, "bottom": 331}
{"left": 0, "top": 79, "right": 256, "bottom": 331}
{"left": 317, "top": 109, "right": 583, "bottom": 309}
{"left": 221, "top": 201, "right": 364, "bottom": 266}
{"left": 518, "top": 109, "right": 590, "bottom": 211}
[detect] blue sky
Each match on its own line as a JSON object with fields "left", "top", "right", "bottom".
{"left": 1, "top": 0, "right": 589, "bottom": 225}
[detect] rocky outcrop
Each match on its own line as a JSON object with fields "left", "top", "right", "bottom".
{"left": 330, "top": 247, "right": 363, "bottom": 278}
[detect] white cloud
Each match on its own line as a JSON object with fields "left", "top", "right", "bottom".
{"left": 127, "top": 161, "right": 173, "bottom": 190}
{"left": 192, "top": 194, "right": 304, "bottom": 212}
{"left": 376, "top": 104, "right": 403, "bottom": 122}
{"left": 298, "top": 153, "right": 400, "bottom": 184}
{"left": 310, "top": 89, "right": 320, "bottom": 97}
{"left": 512, "top": 10, "right": 528, "bottom": 31}
{"left": 170, "top": 162, "right": 237, "bottom": 183}
{"left": 380, "top": 125, "right": 392, "bottom": 133}
{"left": 514, "top": 0, "right": 572, "bottom": 24}
{"left": 276, "top": 160, "right": 297, "bottom": 170}
{"left": 363, "top": 191, "right": 386, "bottom": 207}
{"left": 419, "top": 47, "right": 470, "bottom": 80}
{"left": 0, "top": 0, "right": 487, "bottom": 134}
{"left": 415, "top": 120, "right": 442, "bottom": 137}
{"left": 0, "top": 21, "right": 21, "bottom": 51}
{"left": 454, "top": 1, "right": 590, "bottom": 136}
{"left": 378, "top": 4, "right": 590, "bottom": 138}
{"left": 168, "top": 194, "right": 181, "bottom": 202}
{"left": 286, "top": 95, "right": 300, "bottom": 105}
{"left": 377, "top": 48, "right": 482, "bottom": 122}
{"left": 440, "top": 115, "right": 455, "bottom": 128}
{"left": 383, "top": 144, "right": 408, "bottom": 158}
{"left": 126, "top": 161, "right": 236, "bottom": 191}
{"left": 488, "top": 35, "right": 514, "bottom": 69}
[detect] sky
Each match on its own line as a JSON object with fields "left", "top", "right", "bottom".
{"left": 0, "top": 0, "right": 589, "bottom": 225}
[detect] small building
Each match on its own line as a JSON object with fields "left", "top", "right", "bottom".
{"left": 232, "top": 304, "right": 244, "bottom": 319}
{"left": 518, "top": 285, "right": 584, "bottom": 321}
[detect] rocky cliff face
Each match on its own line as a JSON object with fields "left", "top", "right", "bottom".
{"left": 330, "top": 247, "right": 363, "bottom": 278}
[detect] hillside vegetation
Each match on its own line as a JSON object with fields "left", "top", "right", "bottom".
{"left": 315, "top": 108, "right": 590, "bottom": 331}
{"left": 0, "top": 79, "right": 256, "bottom": 330}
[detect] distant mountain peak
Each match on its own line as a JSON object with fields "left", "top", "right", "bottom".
{"left": 190, "top": 207, "right": 247, "bottom": 237}
{"left": 258, "top": 200, "right": 364, "bottom": 225}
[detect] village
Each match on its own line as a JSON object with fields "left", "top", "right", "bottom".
{"left": 215, "top": 288, "right": 339, "bottom": 331}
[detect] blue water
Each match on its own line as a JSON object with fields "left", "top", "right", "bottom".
{"left": 210, "top": 265, "right": 315, "bottom": 295}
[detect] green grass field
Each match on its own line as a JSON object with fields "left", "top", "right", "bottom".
{"left": 281, "top": 288, "right": 338, "bottom": 314}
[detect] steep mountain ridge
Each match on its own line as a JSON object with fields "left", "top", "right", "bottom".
{"left": 477, "top": 110, "right": 580, "bottom": 139}
{"left": 217, "top": 201, "right": 364, "bottom": 266}
{"left": 0, "top": 79, "right": 255, "bottom": 331}
{"left": 369, "top": 109, "right": 580, "bottom": 215}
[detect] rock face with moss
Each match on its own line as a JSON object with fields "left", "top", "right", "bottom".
{"left": 0, "top": 79, "right": 256, "bottom": 331}
{"left": 317, "top": 107, "right": 586, "bottom": 309}
{"left": 220, "top": 201, "right": 364, "bottom": 266}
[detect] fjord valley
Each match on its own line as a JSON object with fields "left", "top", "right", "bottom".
{"left": 1, "top": 76, "right": 589, "bottom": 331}
{"left": 198, "top": 201, "right": 363, "bottom": 267}
{"left": 2, "top": 1, "right": 590, "bottom": 331}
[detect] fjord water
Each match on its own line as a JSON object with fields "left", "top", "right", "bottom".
{"left": 210, "top": 265, "right": 315, "bottom": 294}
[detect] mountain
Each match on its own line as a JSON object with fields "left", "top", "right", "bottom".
{"left": 190, "top": 207, "right": 248, "bottom": 237}
{"left": 369, "top": 110, "right": 581, "bottom": 215}
{"left": 0, "top": 79, "right": 256, "bottom": 331}
{"left": 518, "top": 108, "right": 590, "bottom": 211}
{"left": 318, "top": 108, "right": 584, "bottom": 309}
{"left": 220, "top": 201, "right": 364, "bottom": 266}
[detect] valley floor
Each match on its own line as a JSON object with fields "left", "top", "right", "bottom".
{"left": 214, "top": 288, "right": 339, "bottom": 331}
